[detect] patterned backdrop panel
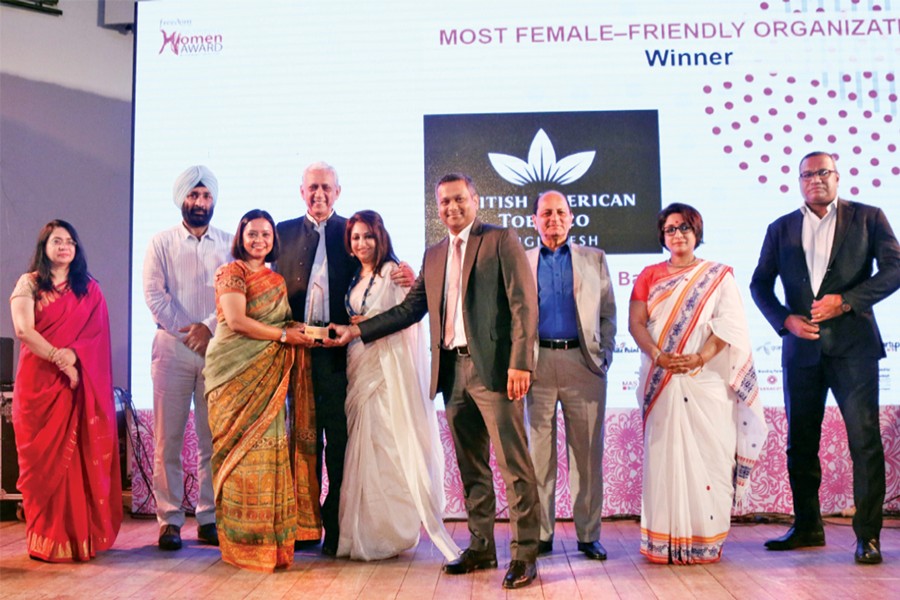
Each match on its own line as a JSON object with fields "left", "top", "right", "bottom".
{"left": 131, "top": 406, "right": 900, "bottom": 518}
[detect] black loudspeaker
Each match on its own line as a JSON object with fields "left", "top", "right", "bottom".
{"left": 0, "top": 337, "right": 21, "bottom": 521}
{"left": 1, "top": 393, "right": 21, "bottom": 521}
{"left": 0, "top": 337, "right": 12, "bottom": 389}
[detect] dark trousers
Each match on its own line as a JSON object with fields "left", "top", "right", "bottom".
{"left": 310, "top": 349, "right": 349, "bottom": 547}
{"left": 783, "top": 355, "right": 885, "bottom": 540}
{"left": 441, "top": 350, "right": 540, "bottom": 561}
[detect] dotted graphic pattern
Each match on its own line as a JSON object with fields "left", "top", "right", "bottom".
{"left": 704, "top": 71, "right": 898, "bottom": 195}
{"left": 704, "top": 2, "right": 898, "bottom": 195}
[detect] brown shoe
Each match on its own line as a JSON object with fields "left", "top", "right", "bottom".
{"left": 158, "top": 524, "right": 182, "bottom": 551}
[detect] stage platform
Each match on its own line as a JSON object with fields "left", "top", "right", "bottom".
{"left": 1, "top": 517, "right": 898, "bottom": 599}
{"left": 129, "top": 405, "right": 900, "bottom": 519}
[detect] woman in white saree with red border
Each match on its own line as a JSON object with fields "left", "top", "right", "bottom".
{"left": 629, "top": 204, "right": 767, "bottom": 564}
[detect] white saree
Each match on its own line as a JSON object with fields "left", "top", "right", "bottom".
{"left": 636, "top": 260, "right": 767, "bottom": 564}
{"left": 337, "top": 261, "right": 461, "bottom": 561}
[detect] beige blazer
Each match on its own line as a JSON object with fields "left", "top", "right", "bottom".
{"left": 526, "top": 242, "right": 616, "bottom": 375}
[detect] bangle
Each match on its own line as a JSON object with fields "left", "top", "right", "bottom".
{"left": 280, "top": 328, "right": 287, "bottom": 343}
{"left": 697, "top": 353, "right": 705, "bottom": 368}
{"left": 651, "top": 349, "right": 661, "bottom": 365}
{"left": 47, "top": 347, "right": 58, "bottom": 362}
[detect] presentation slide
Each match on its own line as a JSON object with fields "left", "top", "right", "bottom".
{"left": 131, "top": 0, "right": 900, "bottom": 409}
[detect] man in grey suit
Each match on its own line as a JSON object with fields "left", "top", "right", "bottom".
{"left": 525, "top": 190, "right": 616, "bottom": 561}
{"left": 750, "top": 150, "right": 900, "bottom": 564}
{"left": 332, "top": 173, "right": 541, "bottom": 589}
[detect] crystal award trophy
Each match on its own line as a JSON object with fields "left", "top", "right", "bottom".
{"left": 305, "top": 283, "right": 329, "bottom": 342}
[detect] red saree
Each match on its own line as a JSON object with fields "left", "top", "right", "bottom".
{"left": 11, "top": 275, "right": 122, "bottom": 562}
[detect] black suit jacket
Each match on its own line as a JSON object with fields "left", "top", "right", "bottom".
{"left": 275, "top": 212, "right": 359, "bottom": 371}
{"left": 359, "top": 219, "right": 537, "bottom": 398}
{"left": 750, "top": 199, "right": 900, "bottom": 366}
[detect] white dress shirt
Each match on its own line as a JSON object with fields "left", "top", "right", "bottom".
{"left": 143, "top": 223, "right": 232, "bottom": 337}
{"left": 304, "top": 212, "right": 332, "bottom": 323}
{"left": 801, "top": 199, "right": 838, "bottom": 296}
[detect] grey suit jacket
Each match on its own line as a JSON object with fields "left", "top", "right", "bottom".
{"left": 750, "top": 198, "right": 900, "bottom": 366}
{"left": 359, "top": 219, "right": 538, "bottom": 398}
{"left": 526, "top": 242, "right": 616, "bottom": 375}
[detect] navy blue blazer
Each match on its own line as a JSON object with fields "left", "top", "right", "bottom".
{"left": 750, "top": 199, "right": 900, "bottom": 366}
{"left": 274, "top": 212, "right": 359, "bottom": 371}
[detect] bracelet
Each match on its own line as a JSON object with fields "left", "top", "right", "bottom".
{"left": 47, "top": 347, "right": 58, "bottom": 362}
{"left": 697, "top": 353, "right": 705, "bottom": 368}
{"left": 651, "top": 349, "right": 661, "bottom": 365}
{"left": 280, "top": 328, "right": 287, "bottom": 343}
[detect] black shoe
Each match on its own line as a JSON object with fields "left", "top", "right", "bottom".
{"left": 443, "top": 548, "right": 498, "bottom": 574}
{"left": 197, "top": 523, "right": 219, "bottom": 546}
{"left": 577, "top": 541, "right": 608, "bottom": 561}
{"left": 855, "top": 538, "right": 882, "bottom": 564}
{"left": 294, "top": 538, "right": 321, "bottom": 550}
{"left": 322, "top": 542, "right": 338, "bottom": 557}
{"left": 537, "top": 539, "right": 553, "bottom": 555}
{"left": 764, "top": 525, "right": 825, "bottom": 551}
{"left": 502, "top": 560, "right": 537, "bottom": 589}
{"left": 158, "top": 524, "right": 182, "bottom": 551}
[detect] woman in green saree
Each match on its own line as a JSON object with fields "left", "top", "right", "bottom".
{"left": 204, "top": 209, "right": 320, "bottom": 571}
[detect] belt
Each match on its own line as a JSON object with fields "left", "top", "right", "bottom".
{"left": 443, "top": 345, "right": 470, "bottom": 356}
{"left": 539, "top": 338, "right": 580, "bottom": 350}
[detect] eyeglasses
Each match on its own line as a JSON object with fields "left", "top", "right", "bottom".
{"left": 49, "top": 238, "right": 77, "bottom": 248}
{"left": 799, "top": 169, "right": 836, "bottom": 180}
{"left": 663, "top": 224, "right": 693, "bottom": 236}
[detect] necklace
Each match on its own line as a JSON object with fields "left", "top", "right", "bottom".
{"left": 667, "top": 257, "right": 699, "bottom": 269}
{"left": 345, "top": 268, "right": 377, "bottom": 317}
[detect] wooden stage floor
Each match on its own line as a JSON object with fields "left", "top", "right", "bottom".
{"left": 1, "top": 516, "right": 898, "bottom": 599}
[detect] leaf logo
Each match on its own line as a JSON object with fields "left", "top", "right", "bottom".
{"left": 488, "top": 129, "right": 596, "bottom": 185}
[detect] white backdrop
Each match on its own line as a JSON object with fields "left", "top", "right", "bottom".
{"left": 131, "top": 0, "right": 900, "bottom": 409}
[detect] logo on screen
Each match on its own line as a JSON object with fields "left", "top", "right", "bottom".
{"left": 489, "top": 129, "right": 595, "bottom": 186}
{"left": 423, "top": 111, "right": 662, "bottom": 254}
{"left": 158, "top": 29, "right": 224, "bottom": 56}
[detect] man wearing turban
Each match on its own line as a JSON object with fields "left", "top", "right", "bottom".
{"left": 143, "top": 165, "right": 232, "bottom": 551}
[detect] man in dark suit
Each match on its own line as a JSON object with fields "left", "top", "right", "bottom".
{"left": 750, "top": 150, "right": 900, "bottom": 564}
{"left": 332, "top": 173, "right": 541, "bottom": 589}
{"left": 275, "top": 161, "right": 412, "bottom": 555}
{"left": 525, "top": 191, "right": 616, "bottom": 562}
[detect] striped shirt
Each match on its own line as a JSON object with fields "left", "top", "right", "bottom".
{"left": 143, "top": 223, "right": 232, "bottom": 338}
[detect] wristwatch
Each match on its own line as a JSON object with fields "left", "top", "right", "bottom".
{"left": 280, "top": 328, "right": 288, "bottom": 343}
{"left": 840, "top": 296, "right": 852, "bottom": 314}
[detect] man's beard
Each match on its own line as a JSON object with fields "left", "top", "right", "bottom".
{"left": 183, "top": 204, "right": 213, "bottom": 228}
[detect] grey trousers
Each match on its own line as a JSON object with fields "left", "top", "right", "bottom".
{"left": 526, "top": 347, "right": 606, "bottom": 543}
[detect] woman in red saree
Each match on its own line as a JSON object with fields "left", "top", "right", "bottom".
{"left": 9, "top": 219, "right": 122, "bottom": 562}
{"left": 204, "top": 209, "right": 320, "bottom": 572}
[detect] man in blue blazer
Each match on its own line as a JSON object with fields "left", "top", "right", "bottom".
{"left": 750, "top": 150, "right": 900, "bottom": 564}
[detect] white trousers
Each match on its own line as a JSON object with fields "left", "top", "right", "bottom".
{"left": 151, "top": 330, "right": 215, "bottom": 527}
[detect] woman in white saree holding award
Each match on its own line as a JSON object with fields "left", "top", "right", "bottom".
{"left": 335, "top": 210, "right": 460, "bottom": 562}
{"left": 628, "top": 203, "right": 768, "bottom": 565}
